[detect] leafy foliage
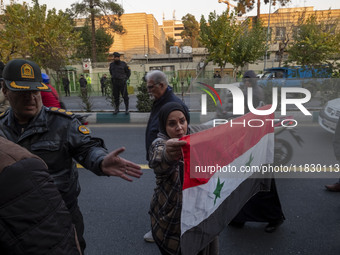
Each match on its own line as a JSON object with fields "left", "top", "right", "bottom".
{"left": 230, "top": 19, "right": 267, "bottom": 71}
{"left": 166, "top": 37, "right": 176, "bottom": 53}
{"left": 136, "top": 79, "right": 153, "bottom": 112}
{"left": 76, "top": 25, "right": 113, "bottom": 62}
{"left": 67, "top": 0, "right": 125, "bottom": 62}
{"left": 235, "top": 0, "right": 291, "bottom": 16}
{"left": 0, "top": 3, "right": 82, "bottom": 70}
{"left": 181, "top": 14, "right": 201, "bottom": 47}
{"left": 287, "top": 15, "right": 340, "bottom": 68}
{"left": 199, "top": 10, "right": 266, "bottom": 72}
{"left": 199, "top": 11, "right": 239, "bottom": 70}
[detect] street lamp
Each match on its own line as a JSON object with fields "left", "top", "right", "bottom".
{"left": 264, "top": 0, "right": 272, "bottom": 71}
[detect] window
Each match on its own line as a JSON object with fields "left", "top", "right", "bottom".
{"left": 275, "top": 27, "right": 286, "bottom": 40}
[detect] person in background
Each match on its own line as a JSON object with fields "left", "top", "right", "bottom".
{"left": 85, "top": 74, "right": 91, "bottom": 87}
{"left": 148, "top": 102, "right": 218, "bottom": 255}
{"left": 100, "top": 74, "right": 107, "bottom": 96}
{"left": 0, "top": 59, "right": 143, "bottom": 254}
{"left": 63, "top": 76, "right": 71, "bottom": 97}
{"left": 242, "top": 70, "right": 264, "bottom": 113}
{"left": 0, "top": 61, "right": 10, "bottom": 113}
{"left": 79, "top": 74, "right": 87, "bottom": 97}
{"left": 40, "top": 73, "right": 62, "bottom": 108}
{"left": 109, "top": 52, "right": 131, "bottom": 114}
{"left": 228, "top": 70, "right": 284, "bottom": 233}
{"left": 325, "top": 118, "right": 340, "bottom": 192}
{"left": 213, "top": 70, "right": 221, "bottom": 79}
{"left": 0, "top": 135, "right": 81, "bottom": 255}
{"left": 143, "top": 70, "right": 189, "bottom": 243}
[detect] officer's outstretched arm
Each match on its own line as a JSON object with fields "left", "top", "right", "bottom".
{"left": 101, "top": 147, "right": 143, "bottom": 182}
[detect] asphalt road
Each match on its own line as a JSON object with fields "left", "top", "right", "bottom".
{"left": 78, "top": 123, "right": 340, "bottom": 255}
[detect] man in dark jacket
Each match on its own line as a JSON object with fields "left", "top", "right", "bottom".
{"left": 109, "top": 52, "right": 131, "bottom": 114}
{"left": 143, "top": 70, "right": 188, "bottom": 242}
{"left": 0, "top": 135, "right": 81, "bottom": 255}
{"left": 62, "top": 76, "right": 71, "bottom": 97}
{"left": 79, "top": 74, "right": 87, "bottom": 97}
{"left": 0, "top": 59, "right": 142, "bottom": 254}
{"left": 100, "top": 74, "right": 107, "bottom": 96}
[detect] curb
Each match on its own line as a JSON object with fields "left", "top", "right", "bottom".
{"left": 78, "top": 110, "right": 321, "bottom": 125}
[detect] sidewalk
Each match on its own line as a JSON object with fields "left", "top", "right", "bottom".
{"left": 61, "top": 95, "right": 321, "bottom": 124}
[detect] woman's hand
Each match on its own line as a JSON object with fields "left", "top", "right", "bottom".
{"left": 165, "top": 138, "right": 187, "bottom": 161}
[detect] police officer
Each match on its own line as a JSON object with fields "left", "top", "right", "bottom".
{"left": 109, "top": 52, "right": 131, "bottom": 114}
{"left": 0, "top": 59, "right": 142, "bottom": 254}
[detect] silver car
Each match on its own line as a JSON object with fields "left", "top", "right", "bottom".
{"left": 318, "top": 98, "right": 340, "bottom": 133}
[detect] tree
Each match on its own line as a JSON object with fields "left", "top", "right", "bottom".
{"left": 199, "top": 11, "right": 240, "bottom": 71}
{"left": 76, "top": 25, "right": 114, "bottom": 62}
{"left": 235, "top": 0, "right": 291, "bottom": 18}
{"left": 181, "top": 14, "right": 201, "bottom": 47}
{"left": 166, "top": 37, "right": 176, "bottom": 53}
{"left": 287, "top": 14, "right": 340, "bottom": 68}
{"left": 230, "top": 19, "right": 267, "bottom": 72}
{"left": 0, "top": 2, "right": 82, "bottom": 71}
{"left": 68, "top": 0, "right": 125, "bottom": 63}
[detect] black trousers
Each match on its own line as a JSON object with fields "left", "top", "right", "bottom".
{"left": 111, "top": 78, "right": 129, "bottom": 109}
{"left": 70, "top": 203, "right": 86, "bottom": 254}
{"left": 64, "top": 85, "right": 70, "bottom": 96}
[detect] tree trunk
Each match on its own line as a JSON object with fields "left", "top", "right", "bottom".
{"left": 257, "top": 0, "right": 261, "bottom": 19}
{"left": 90, "top": 0, "right": 97, "bottom": 63}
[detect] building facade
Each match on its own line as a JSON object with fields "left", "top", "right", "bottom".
{"left": 107, "top": 13, "right": 166, "bottom": 60}
{"left": 159, "top": 19, "right": 185, "bottom": 46}
{"left": 248, "top": 6, "right": 340, "bottom": 66}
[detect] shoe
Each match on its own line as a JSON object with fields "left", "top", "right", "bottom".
{"left": 325, "top": 182, "right": 340, "bottom": 192}
{"left": 265, "top": 219, "right": 284, "bottom": 233}
{"left": 143, "top": 230, "right": 155, "bottom": 243}
{"left": 113, "top": 109, "right": 119, "bottom": 115}
{"left": 228, "top": 221, "right": 245, "bottom": 228}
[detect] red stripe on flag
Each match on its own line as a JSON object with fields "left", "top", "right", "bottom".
{"left": 180, "top": 105, "right": 274, "bottom": 190}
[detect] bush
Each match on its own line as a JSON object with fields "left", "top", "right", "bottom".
{"left": 136, "top": 80, "right": 153, "bottom": 112}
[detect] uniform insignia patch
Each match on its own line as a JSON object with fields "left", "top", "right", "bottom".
{"left": 21, "top": 63, "right": 35, "bottom": 79}
{"left": 78, "top": 125, "right": 90, "bottom": 134}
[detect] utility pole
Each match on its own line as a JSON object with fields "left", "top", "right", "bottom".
{"left": 263, "top": 0, "right": 272, "bottom": 71}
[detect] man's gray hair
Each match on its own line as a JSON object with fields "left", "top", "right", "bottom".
{"left": 145, "top": 70, "right": 169, "bottom": 86}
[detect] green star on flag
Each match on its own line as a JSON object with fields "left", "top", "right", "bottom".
{"left": 245, "top": 154, "right": 254, "bottom": 167}
{"left": 213, "top": 177, "right": 225, "bottom": 205}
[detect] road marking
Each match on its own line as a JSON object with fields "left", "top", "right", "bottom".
{"left": 77, "top": 163, "right": 150, "bottom": 169}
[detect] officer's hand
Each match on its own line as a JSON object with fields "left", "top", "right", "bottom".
{"left": 101, "top": 147, "right": 142, "bottom": 182}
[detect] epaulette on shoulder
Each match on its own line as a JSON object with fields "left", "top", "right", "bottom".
{"left": 47, "top": 107, "right": 75, "bottom": 118}
{"left": 0, "top": 110, "right": 9, "bottom": 119}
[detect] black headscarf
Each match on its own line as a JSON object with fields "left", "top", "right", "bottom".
{"left": 158, "top": 102, "right": 190, "bottom": 137}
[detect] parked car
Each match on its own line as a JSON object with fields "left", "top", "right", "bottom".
{"left": 318, "top": 98, "right": 340, "bottom": 134}
{"left": 258, "top": 66, "right": 332, "bottom": 95}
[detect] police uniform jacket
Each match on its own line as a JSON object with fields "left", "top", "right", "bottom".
{"left": 0, "top": 107, "right": 108, "bottom": 209}
{"left": 109, "top": 60, "right": 131, "bottom": 80}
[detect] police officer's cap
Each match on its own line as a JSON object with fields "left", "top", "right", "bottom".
{"left": 113, "top": 52, "right": 120, "bottom": 57}
{"left": 2, "top": 59, "right": 51, "bottom": 92}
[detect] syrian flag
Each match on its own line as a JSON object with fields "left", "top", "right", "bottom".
{"left": 180, "top": 105, "right": 275, "bottom": 255}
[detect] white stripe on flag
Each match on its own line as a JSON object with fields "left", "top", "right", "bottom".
{"left": 181, "top": 132, "right": 274, "bottom": 235}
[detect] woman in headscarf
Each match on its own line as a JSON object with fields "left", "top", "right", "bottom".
{"left": 148, "top": 102, "right": 218, "bottom": 255}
